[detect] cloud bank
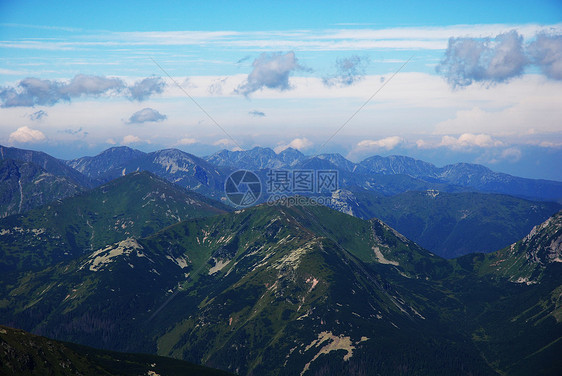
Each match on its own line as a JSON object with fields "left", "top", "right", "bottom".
{"left": 0, "top": 75, "right": 165, "bottom": 107}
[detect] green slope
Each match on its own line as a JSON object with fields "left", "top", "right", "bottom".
{"left": 0, "top": 201, "right": 495, "bottom": 375}
{"left": 0, "top": 325, "right": 233, "bottom": 376}
{"left": 0, "top": 171, "right": 228, "bottom": 272}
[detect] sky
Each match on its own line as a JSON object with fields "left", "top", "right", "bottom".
{"left": 1, "top": 0, "right": 561, "bottom": 180}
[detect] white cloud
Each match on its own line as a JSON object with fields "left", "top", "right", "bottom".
{"left": 213, "top": 138, "right": 242, "bottom": 151}
{"left": 439, "top": 133, "right": 503, "bottom": 149}
{"left": 177, "top": 137, "right": 197, "bottom": 145}
{"left": 122, "top": 135, "right": 142, "bottom": 144}
{"left": 106, "top": 138, "right": 116, "bottom": 145}
{"left": 8, "top": 126, "right": 46, "bottom": 143}
{"left": 357, "top": 136, "right": 404, "bottom": 150}
{"left": 274, "top": 137, "right": 313, "bottom": 153}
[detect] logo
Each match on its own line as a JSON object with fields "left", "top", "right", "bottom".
{"left": 225, "top": 170, "right": 262, "bottom": 207}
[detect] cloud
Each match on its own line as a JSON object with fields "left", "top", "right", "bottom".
{"left": 437, "top": 30, "right": 528, "bottom": 88}
{"left": 122, "top": 135, "right": 142, "bottom": 144}
{"left": 129, "top": 77, "right": 165, "bottom": 101}
{"left": 323, "top": 55, "right": 369, "bottom": 87}
{"left": 8, "top": 126, "right": 46, "bottom": 143}
{"left": 106, "top": 138, "right": 116, "bottom": 145}
{"left": 236, "top": 51, "right": 304, "bottom": 96}
{"left": 236, "top": 55, "right": 251, "bottom": 64}
{"left": 128, "top": 107, "right": 167, "bottom": 124}
{"left": 213, "top": 138, "right": 242, "bottom": 151}
{"left": 356, "top": 136, "right": 404, "bottom": 150}
{"left": 0, "top": 74, "right": 165, "bottom": 107}
{"left": 528, "top": 33, "right": 562, "bottom": 80}
{"left": 61, "top": 74, "right": 125, "bottom": 97}
{"left": 439, "top": 133, "right": 504, "bottom": 149}
{"left": 274, "top": 137, "right": 313, "bottom": 153}
{"left": 177, "top": 137, "right": 197, "bottom": 145}
{"left": 249, "top": 110, "right": 266, "bottom": 117}
{"left": 208, "top": 77, "right": 228, "bottom": 95}
{"left": 29, "top": 109, "right": 47, "bottom": 121}
{"left": 500, "top": 147, "right": 522, "bottom": 162}
{"left": 58, "top": 127, "right": 87, "bottom": 136}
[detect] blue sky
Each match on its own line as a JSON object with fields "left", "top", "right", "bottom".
{"left": 1, "top": 0, "right": 561, "bottom": 180}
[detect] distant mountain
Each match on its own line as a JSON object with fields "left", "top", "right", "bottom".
{"left": 67, "top": 148, "right": 228, "bottom": 199}
{"left": 0, "top": 171, "right": 228, "bottom": 272}
{"left": 328, "top": 188, "right": 562, "bottom": 258}
{"left": 62, "top": 146, "right": 562, "bottom": 203}
{"left": 0, "top": 145, "right": 93, "bottom": 188}
{"left": 65, "top": 146, "right": 146, "bottom": 180}
{"left": 0, "top": 159, "right": 82, "bottom": 218}
{"left": 0, "top": 325, "right": 233, "bottom": 376}
{"left": 360, "top": 155, "right": 562, "bottom": 202}
{"left": 205, "top": 146, "right": 305, "bottom": 170}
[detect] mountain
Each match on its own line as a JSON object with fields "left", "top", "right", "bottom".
{"left": 0, "top": 145, "right": 93, "bottom": 188}
{"left": 62, "top": 146, "right": 562, "bottom": 203}
{"left": 204, "top": 147, "right": 305, "bottom": 170}
{"left": 0, "top": 159, "right": 82, "bottom": 218}
{"left": 328, "top": 188, "right": 562, "bottom": 258}
{"left": 0, "top": 325, "right": 233, "bottom": 376}
{"left": 0, "top": 171, "right": 228, "bottom": 272}
{"left": 0, "top": 201, "right": 499, "bottom": 375}
{"left": 359, "top": 155, "right": 562, "bottom": 202}
{"left": 65, "top": 146, "right": 146, "bottom": 180}
{"left": 2, "top": 202, "right": 562, "bottom": 375}
{"left": 67, "top": 148, "right": 228, "bottom": 199}
{"left": 445, "top": 211, "right": 562, "bottom": 376}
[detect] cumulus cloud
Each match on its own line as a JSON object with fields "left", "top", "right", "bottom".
{"left": 249, "top": 110, "right": 266, "bottom": 117}
{"left": 236, "top": 51, "right": 304, "bottom": 96}
{"left": 8, "top": 126, "right": 46, "bottom": 143}
{"left": 122, "top": 135, "right": 142, "bottom": 144}
{"left": 356, "top": 136, "right": 404, "bottom": 150}
{"left": 274, "top": 138, "right": 313, "bottom": 153}
{"left": 323, "top": 55, "right": 369, "bottom": 87}
{"left": 29, "top": 109, "right": 47, "bottom": 121}
{"left": 528, "top": 33, "right": 562, "bottom": 80}
{"left": 437, "top": 30, "right": 528, "bottom": 88}
{"left": 128, "top": 77, "right": 166, "bottom": 101}
{"left": 439, "top": 133, "right": 504, "bottom": 149}
{"left": 128, "top": 108, "right": 167, "bottom": 124}
{"left": 0, "top": 74, "right": 164, "bottom": 107}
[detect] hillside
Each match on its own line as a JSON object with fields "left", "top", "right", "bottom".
{"left": 0, "top": 171, "right": 228, "bottom": 272}
{"left": 0, "top": 325, "right": 233, "bottom": 376}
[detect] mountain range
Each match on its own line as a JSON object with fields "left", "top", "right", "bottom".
{"left": 0, "top": 198, "right": 560, "bottom": 374}
{"left": 1, "top": 142, "right": 561, "bottom": 374}
{"left": 2, "top": 144, "right": 561, "bottom": 260}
